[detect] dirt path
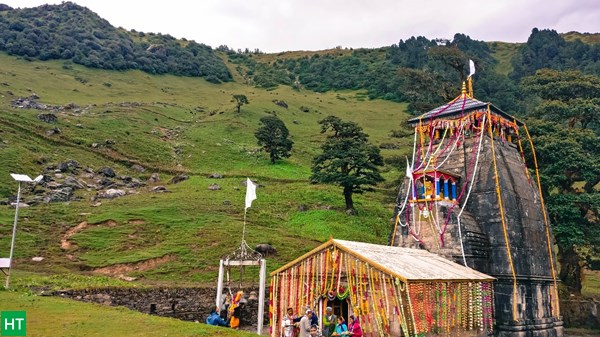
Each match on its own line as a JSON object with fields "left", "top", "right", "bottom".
{"left": 60, "top": 220, "right": 118, "bottom": 250}
{"left": 93, "top": 254, "right": 176, "bottom": 277}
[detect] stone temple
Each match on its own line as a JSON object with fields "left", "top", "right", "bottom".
{"left": 391, "top": 83, "right": 563, "bottom": 336}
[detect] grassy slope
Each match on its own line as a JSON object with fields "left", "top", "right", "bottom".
{"left": 488, "top": 41, "right": 522, "bottom": 76}
{"left": 561, "top": 32, "right": 600, "bottom": 44}
{"left": 0, "top": 52, "right": 411, "bottom": 284}
{"left": 0, "top": 290, "right": 257, "bottom": 337}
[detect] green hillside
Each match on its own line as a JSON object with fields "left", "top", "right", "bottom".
{"left": 0, "top": 52, "right": 410, "bottom": 284}
{"left": 0, "top": 7, "right": 598, "bottom": 337}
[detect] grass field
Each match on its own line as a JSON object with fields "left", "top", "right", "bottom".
{"left": 0, "top": 290, "right": 257, "bottom": 337}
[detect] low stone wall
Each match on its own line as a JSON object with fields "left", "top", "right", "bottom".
{"left": 560, "top": 297, "right": 600, "bottom": 329}
{"left": 52, "top": 287, "right": 268, "bottom": 327}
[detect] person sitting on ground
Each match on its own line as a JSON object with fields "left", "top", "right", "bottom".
{"left": 332, "top": 316, "right": 347, "bottom": 336}
{"left": 310, "top": 324, "right": 323, "bottom": 337}
{"left": 206, "top": 305, "right": 229, "bottom": 327}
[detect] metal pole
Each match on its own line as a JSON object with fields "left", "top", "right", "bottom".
{"left": 216, "top": 259, "right": 224, "bottom": 308}
{"left": 257, "top": 258, "right": 266, "bottom": 335}
{"left": 6, "top": 182, "right": 21, "bottom": 289}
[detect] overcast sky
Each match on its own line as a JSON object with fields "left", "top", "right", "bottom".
{"left": 4, "top": 0, "right": 600, "bottom": 52}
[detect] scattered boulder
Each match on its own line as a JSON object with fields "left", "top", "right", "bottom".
{"left": 37, "top": 113, "right": 57, "bottom": 123}
{"left": 148, "top": 173, "right": 160, "bottom": 183}
{"left": 57, "top": 160, "right": 79, "bottom": 172}
{"left": 208, "top": 173, "right": 223, "bottom": 179}
{"left": 208, "top": 183, "right": 221, "bottom": 191}
{"left": 98, "top": 189, "right": 126, "bottom": 199}
{"left": 255, "top": 244, "right": 277, "bottom": 256}
{"left": 127, "top": 178, "right": 145, "bottom": 188}
{"left": 46, "top": 181, "right": 62, "bottom": 189}
{"left": 98, "top": 167, "right": 116, "bottom": 178}
{"left": 46, "top": 127, "right": 61, "bottom": 136}
{"left": 44, "top": 187, "right": 74, "bottom": 203}
{"left": 170, "top": 174, "right": 189, "bottom": 184}
{"left": 273, "top": 100, "right": 288, "bottom": 108}
{"left": 223, "top": 200, "right": 231, "bottom": 205}
{"left": 63, "top": 176, "right": 86, "bottom": 189}
{"left": 99, "top": 177, "right": 114, "bottom": 188}
{"left": 241, "top": 179, "right": 259, "bottom": 187}
{"left": 31, "top": 257, "right": 44, "bottom": 262}
{"left": 131, "top": 164, "right": 145, "bottom": 173}
{"left": 151, "top": 185, "right": 168, "bottom": 193}
{"left": 298, "top": 204, "right": 307, "bottom": 212}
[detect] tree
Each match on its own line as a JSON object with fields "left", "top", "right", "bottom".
{"left": 233, "top": 94, "right": 249, "bottom": 113}
{"left": 311, "top": 116, "right": 384, "bottom": 213}
{"left": 523, "top": 118, "right": 600, "bottom": 292}
{"left": 521, "top": 69, "right": 600, "bottom": 130}
{"left": 255, "top": 116, "right": 293, "bottom": 163}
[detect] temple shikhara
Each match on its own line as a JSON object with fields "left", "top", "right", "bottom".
{"left": 390, "top": 79, "right": 563, "bottom": 336}
{"left": 269, "top": 77, "right": 563, "bottom": 336}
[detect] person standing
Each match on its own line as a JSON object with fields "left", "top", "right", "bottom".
{"left": 299, "top": 309, "right": 313, "bottom": 337}
{"left": 322, "top": 307, "right": 337, "bottom": 337}
{"left": 282, "top": 307, "right": 296, "bottom": 337}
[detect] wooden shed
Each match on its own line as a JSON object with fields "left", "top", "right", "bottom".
{"left": 269, "top": 239, "right": 494, "bottom": 337}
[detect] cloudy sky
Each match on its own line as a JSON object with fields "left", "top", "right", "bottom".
{"left": 4, "top": 0, "right": 600, "bottom": 52}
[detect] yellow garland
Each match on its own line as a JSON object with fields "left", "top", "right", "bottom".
{"left": 405, "top": 282, "right": 418, "bottom": 335}
{"left": 487, "top": 106, "right": 519, "bottom": 321}
{"left": 269, "top": 276, "right": 274, "bottom": 336}
{"left": 523, "top": 123, "right": 561, "bottom": 317}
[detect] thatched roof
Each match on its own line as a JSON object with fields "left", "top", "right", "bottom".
{"left": 272, "top": 238, "right": 494, "bottom": 282}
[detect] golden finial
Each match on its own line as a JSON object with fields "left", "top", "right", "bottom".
{"left": 461, "top": 82, "right": 467, "bottom": 96}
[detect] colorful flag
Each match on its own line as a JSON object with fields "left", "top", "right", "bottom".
{"left": 245, "top": 178, "right": 257, "bottom": 209}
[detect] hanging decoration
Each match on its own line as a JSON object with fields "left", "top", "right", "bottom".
{"left": 269, "top": 243, "right": 494, "bottom": 337}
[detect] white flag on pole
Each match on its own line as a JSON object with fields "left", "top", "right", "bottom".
{"left": 405, "top": 158, "right": 412, "bottom": 179}
{"left": 468, "top": 59, "right": 476, "bottom": 78}
{"left": 245, "top": 178, "right": 257, "bottom": 210}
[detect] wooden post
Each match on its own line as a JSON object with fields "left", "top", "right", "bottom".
{"left": 257, "top": 259, "right": 266, "bottom": 335}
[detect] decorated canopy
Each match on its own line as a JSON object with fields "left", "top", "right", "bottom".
{"left": 269, "top": 239, "right": 494, "bottom": 337}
